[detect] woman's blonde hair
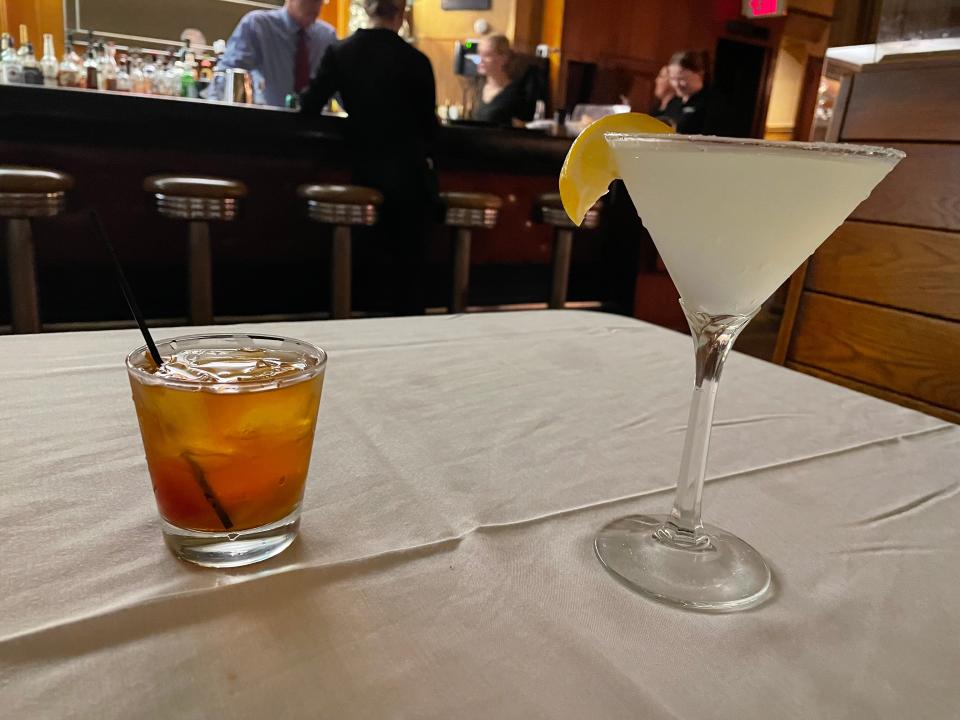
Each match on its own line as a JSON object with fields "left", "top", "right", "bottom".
{"left": 364, "top": 0, "right": 405, "bottom": 19}
{"left": 481, "top": 33, "right": 512, "bottom": 57}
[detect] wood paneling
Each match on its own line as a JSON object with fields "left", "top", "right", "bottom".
{"left": 772, "top": 261, "right": 808, "bottom": 364}
{"left": 786, "top": 362, "right": 960, "bottom": 424}
{"left": 558, "top": 0, "right": 715, "bottom": 108}
{"left": 806, "top": 221, "right": 960, "bottom": 321}
{"left": 790, "top": 292, "right": 960, "bottom": 412}
{"left": 792, "top": 53, "right": 823, "bottom": 141}
{"left": 788, "top": 0, "right": 835, "bottom": 16}
{"left": 319, "top": 0, "right": 343, "bottom": 34}
{"left": 850, "top": 143, "right": 960, "bottom": 231}
{"left": 842, "top": 65, "right": 960, "bottom": 143}
{"left": 541, "top": 0, "right": 564, "bottom": 104}
{"left": 0, "top": 0, "right": 63, "bottom": 54}
{"left": 777, "top": 56, "right": 959, "bottom": 423}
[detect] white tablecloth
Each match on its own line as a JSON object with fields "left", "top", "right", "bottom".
{"left": 1, "top": 310, "right": 958, "bottom": 719}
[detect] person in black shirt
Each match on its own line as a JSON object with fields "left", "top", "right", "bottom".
{"left": 472, "top": 34, "right": 534, "bottom": 126}
{"left": 301, "top": 0, "right": 439, "bottom": 315}
{"left": 663, "top": 50, "right": 727, "bottom": 135}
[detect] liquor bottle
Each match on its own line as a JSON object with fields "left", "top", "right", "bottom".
{"left": 177, "top": 39, "right": 192, "bottom": 64}
{"left": 198, "top": 57, "right": 213, "bottom": 83}
{"left": 165, "top": 58, "right": 182, "bottom": 97}
{"left": 129, "top": 52, "right": 146, "bottom": 93}
{"left": 67, "top": 34, "right": 82, "bottom": 68}
{"left": 20, "top": 41, "right": 44, "bottom": 85}
{"left": 180, "top": 51, "right": 198, "bottom": 98}
{"left": 1, "top": 33, "right": 24, "bottom": 84}
{"left": 17, "top": 25, "right": 29, "bottom": 61}
{"left": 155, "top": 58, "right": 173, "bottom": 96}
{"left": 97, "top": 42, "right": 117, "bottom": 90}
{"left": 116, "top": 54, "right": 131, "bottom": 92}
{"left": 57, "top": 35, "right": 82, "bottom": 88}
{"left": 40, "top": 33, "right": 58, "bottom": 87}
{"left": 142, "top": 54, "right": 158, "bottom": 94}
{"left": 83, "top": 45, "right": 99, "bottom": 90}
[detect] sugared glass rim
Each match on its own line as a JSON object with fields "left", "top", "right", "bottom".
{"left": 125, "top": 333, "right": 327, "bottom": 393}
{"left": 604, "top": 132, "right": 906, "bottom": 162}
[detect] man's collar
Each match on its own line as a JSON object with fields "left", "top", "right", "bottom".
{"left": 280, "top": 7, "right": 309, "bottom": 34}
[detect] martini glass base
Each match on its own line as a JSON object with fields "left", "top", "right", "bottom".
{"left": 595, "top": 515, "right": 773, "bottom": 612}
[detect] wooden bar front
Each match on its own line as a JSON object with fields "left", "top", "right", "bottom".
{"left": 0, "top": 85, "right": 659, "bottom": 327}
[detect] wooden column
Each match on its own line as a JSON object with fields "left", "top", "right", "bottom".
{"left": 0, "top": 0, "right": 65, "bottom": 57}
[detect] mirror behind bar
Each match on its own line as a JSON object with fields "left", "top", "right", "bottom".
{"left": 64, "top": 0, "right": 283, "bottom": 52}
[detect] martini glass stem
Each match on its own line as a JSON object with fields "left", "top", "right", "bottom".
{"left": 657, "top": 303, "right": 758, "bottom": 548}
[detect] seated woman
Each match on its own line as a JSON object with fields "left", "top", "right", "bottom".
{"left": 472, "top": 34, "right": 536, "bottom": 126}
{"left": 300, "top": 0, "right": 439, "bottom": 315}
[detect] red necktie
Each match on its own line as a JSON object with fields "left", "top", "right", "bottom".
{"left": 294, "top": 28, "right": 310, "bottom": 92}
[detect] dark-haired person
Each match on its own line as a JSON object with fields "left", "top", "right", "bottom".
{"left": 301, "top": 0, "right": 439, "bottom": 315}
{"left": 663, "top": 50, "right": 729, "bottom": 135}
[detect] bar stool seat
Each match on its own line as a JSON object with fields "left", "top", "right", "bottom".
{"left": 535, "top": 192, "right": 601, "bottom": 309}
{"left": 1, "top": 166, "right": 74, "bottom": 333}
{"left": 144, "top": 175, "right": 248, "bottom": 325}
{"left": 144, "top": 175, "right": 247, "bottom": 221}
{"left": 440, "top": 192, "right": 503, "bottom": 313}
{"left": 297, "top": 183, "right": 383, "bottom": 319}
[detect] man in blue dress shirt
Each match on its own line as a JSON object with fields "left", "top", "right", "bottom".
{"left": 219, "top": 0, "right": 336, "bottom": 107}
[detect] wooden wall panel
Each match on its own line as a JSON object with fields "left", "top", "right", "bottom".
{"left": 842, "top": 65, "right": 960, "bottom": 143}
{"left": 851, "top": 143, "right": 960, "bottom": 231}
{"left": 790, "top": 292, "right": 960, "bottom": 412}
{"left": 786, "top": 362, "right": 960, "bottom": 424}
{"left": 806, "top": 221, "right": 960, "bottom": 321}
{"left": 559, "top": 0, "right": 681, "bottom": 109}
{"left": 778, "top": 56, "right": 959, "bottom": 423}
{"left": 0, "top": 0, "right": 63, "bottom": 54}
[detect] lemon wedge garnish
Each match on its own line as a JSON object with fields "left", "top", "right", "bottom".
{"left": 559, "top": 113, "right": 673, "bottom": 226}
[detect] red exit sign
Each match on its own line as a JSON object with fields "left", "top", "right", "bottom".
{"left": 742, "top": 0, "right": 787, "bottom": 17}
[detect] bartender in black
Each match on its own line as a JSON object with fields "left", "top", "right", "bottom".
{"left": 300, "top": 0, "right": 439, "bottom": 315}
{"left": 663, "top": 50, "right": 720, "bottom": 135}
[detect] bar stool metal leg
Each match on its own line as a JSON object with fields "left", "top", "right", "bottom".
{"left": 550, "top": 228, "right": 574, "bottom": 310}
{"left": 6, "top": 218, "right": 41, "bottom": 333}
{"left": 187, "top": 220, "right": 214, "bottom": 326}
{"left": 331, "top": 225, "right": 352, "bottom": 320}
{"left": 451, "top": 227, "right": 472, "bottom": 314}
{"left": 440, "top": 192, "right": 501, "bottom": 315}
{"left": 145, "top": 175, "right": 248, "bottom": 327}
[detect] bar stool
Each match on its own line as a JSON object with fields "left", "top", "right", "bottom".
{"left": 0, "top": 166, "right": 73, "bottom": 334}
{"left": 297, "top": 184, "right": 383, "bottom": 320}
{"left": 143, "top": 175, "right": 247, "bottom": 325}
{"left": 535, "top": 192, "right": 601, "bottom": 309}
{"left": 440, "top": 192, "right": 502, "bottom": 313}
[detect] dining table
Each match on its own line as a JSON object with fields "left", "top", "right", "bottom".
{"left": 1, "top": 309, "right": 958, "bottom": 719}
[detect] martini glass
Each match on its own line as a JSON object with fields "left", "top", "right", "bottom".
{"left": 595, "top": 134, "right": 904, "bottom": 612}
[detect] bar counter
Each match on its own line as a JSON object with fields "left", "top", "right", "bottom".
{"left": 0, "top": 85, "right": 649, "bottom": 327}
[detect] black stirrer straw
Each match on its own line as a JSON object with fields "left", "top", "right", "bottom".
{"left": 91, "top": 210, "right": 234, "bottom": 530}
{"left": 90, "top": 210, "right": 163, "bottom": 369}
